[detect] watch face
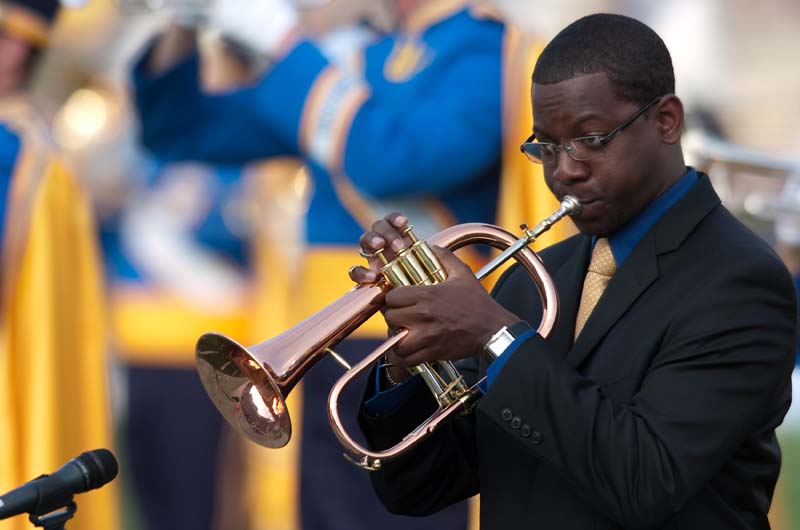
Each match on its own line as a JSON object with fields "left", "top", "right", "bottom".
{"left": 484, "top": 328, "right": 514, "bottom": 359}
{"left": 485, "top": 322, "right": 533, "bottom": 359}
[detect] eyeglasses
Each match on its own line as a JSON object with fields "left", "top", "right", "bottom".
{"left": 519, "top": 96, "right": 663, "bottom": 166}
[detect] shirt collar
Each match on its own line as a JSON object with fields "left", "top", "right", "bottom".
{"left": 602, "top": 167, "right": 699, "bottom": 266}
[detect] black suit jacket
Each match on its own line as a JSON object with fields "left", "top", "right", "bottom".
{"left": 359, "top": 176, "right": 797, "bottom": 529}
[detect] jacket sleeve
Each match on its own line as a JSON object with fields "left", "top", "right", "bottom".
{"left": 250, "top": 21, "right": 503, "bottom": 197}
{"left": 357, "top": 375, "right": 481, "bottom": 516}
{"left": 479, "top": 251, "right": 797, "bottom": 528}
{"left": 132, "top": 48, "right": 294, "bottom": 164}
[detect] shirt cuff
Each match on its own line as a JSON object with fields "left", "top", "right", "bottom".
{"left": 364, "top": 360, "right": 424, "bottom": 417}
{"left": 480, "top": 329, "right": 537, "bottom": 393}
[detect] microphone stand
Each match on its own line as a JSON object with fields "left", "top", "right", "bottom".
{"left": 28, "top": 500, "right": 77, "bottom": 530}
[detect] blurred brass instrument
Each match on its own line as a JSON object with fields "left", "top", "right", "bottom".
{"left": 113, "top": 0, "right": 332, "bottom": 15}
{"left": 683, "top": 129, "right": 800, "bottom": 219}
{"left": 196, "top": 196, "right": 581, "bottom": 470}
{"left": 113, "top": 0, "right": 210, "bottom": 14}
{"left": 684, "top": 129, "right": 800, "bottom": 177}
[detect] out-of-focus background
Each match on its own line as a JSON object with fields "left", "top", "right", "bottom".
{"left": 2, "top": 0, "right": 800, "bottom": 529}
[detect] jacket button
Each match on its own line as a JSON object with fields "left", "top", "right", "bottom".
{"left": 520, "top": 424, "right": 531, "bottom": 437}
{"left": 530, "top": 431, "right": 542, "bottom": 445}
{"left": 501, "top": 408, "right": 512, "bottom": 421}
{"left": 510, "top": 417, "right": 522, "bottom": 429}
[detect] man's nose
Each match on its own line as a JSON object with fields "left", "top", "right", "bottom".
{"left": 550, "top": 148, "right": 589, "bottom": 186}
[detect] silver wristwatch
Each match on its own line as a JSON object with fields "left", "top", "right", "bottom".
{"left": 483, "top": 321, "right": 532, "bottom": 359}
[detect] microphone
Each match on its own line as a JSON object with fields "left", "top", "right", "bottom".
{"left": 0, "top": 449, "right": 118, "bottom": 520}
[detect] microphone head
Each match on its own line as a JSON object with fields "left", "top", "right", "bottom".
{"left": 75, "top": 449, "right": 118, "bottom": 490}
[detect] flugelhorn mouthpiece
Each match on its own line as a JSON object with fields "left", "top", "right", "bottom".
{"left": 524, "top": 195, "right": 582, "bottom": 242}
{"left": 561, "top": 195, "right": 582, "bottom": 216}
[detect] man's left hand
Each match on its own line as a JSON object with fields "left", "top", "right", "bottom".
{"left": 380, "top": 246, "right": 519, "bottom": 367}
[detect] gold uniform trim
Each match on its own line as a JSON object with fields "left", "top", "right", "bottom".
{"left": 299, "top": 67, "right": 339, "bottom": 152}
{"left": 383, "top": 38, "right": 433, "bottom": 83}
{"left": 0, "top": 105, "right": 50, "bottom": 317}
{"left": 296, "top": 247, "right": 388, "bottom": 337}
{"left": 111, "top": 287, "right": 249, "bottom": 366}
{"left": 328, "top": 86, "right": 369, "bottom": 172}
{"left": 497, "top": 26, "right": 576, "bottom": 250}
{"left": 299, "top": 66, "right": 370, "bottom": 172}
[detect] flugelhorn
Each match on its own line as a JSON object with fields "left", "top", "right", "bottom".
{"left": 196, "top": 196, "right": 581, "bottom": 470}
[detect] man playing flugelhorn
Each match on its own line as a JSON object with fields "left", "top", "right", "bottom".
{"left": 351, "top": 14, "right": 796, "bottom": 530}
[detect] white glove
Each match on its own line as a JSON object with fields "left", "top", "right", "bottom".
{"left": 210, "top": 0, "right": 299, "bottom": 57}
{"left": 169, "top": 0, "right": 213, "bottom": 30}
{"left": 114, "top": 0, "right": 209, "bottom": 26}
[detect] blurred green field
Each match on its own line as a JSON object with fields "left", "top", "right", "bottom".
{"left": 775, "top": 429, "right": 800, "bottom": 529}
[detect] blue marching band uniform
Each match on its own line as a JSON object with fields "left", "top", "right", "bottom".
{"left": 131, "top": 1, "right": 568, "bottom": 528}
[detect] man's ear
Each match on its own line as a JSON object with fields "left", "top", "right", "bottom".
{"left": 656, "top": 94, "right": 684, "bottom": 145}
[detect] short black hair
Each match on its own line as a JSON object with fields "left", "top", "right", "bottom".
{"left": 533, "top": 14, "right": 675, "bottom": 105}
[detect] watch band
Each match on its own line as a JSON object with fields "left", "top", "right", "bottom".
{"left": 483, "top": 320, "right": 532, "bottom": 359}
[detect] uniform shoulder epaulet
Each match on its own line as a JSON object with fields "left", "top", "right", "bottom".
{"left": 469, "top": 1, "right": 505, "bottom": 23}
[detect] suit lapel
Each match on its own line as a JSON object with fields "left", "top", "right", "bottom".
{"left": 565, "top": 174, "right": 721, "bottom": 368}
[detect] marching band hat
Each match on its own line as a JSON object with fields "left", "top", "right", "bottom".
{"left": 0, "top": 0, "right": 60, "bottom": 48}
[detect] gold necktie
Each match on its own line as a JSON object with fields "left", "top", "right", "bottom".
{"left": 574, "top": 238, "right": 616, "bottom": 339}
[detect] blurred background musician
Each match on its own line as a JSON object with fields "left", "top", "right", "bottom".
{"left": 104, "top": 159, "right": 260, "bottom": 530}
{"left": 117, "top": 3, "right": 377, "bottom": 530}
{"left": 0, "top": 1, "right": 118, "bottom": 530}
